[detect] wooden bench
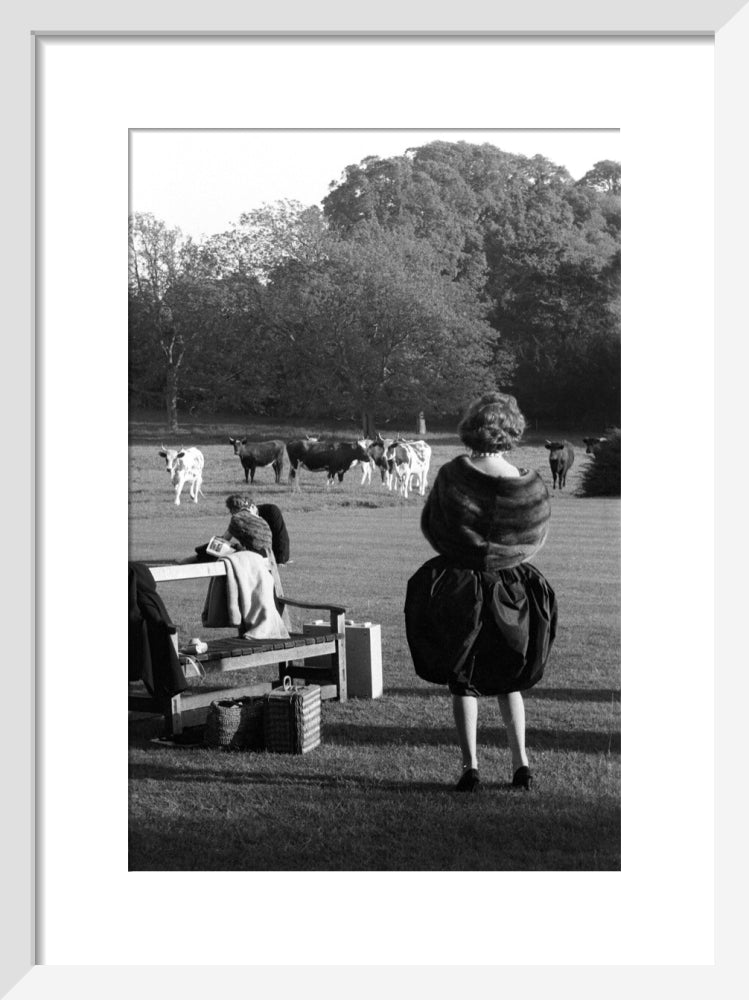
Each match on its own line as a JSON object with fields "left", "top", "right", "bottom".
{"left": 129, "top": 561, "right": 347, "bottom": 734}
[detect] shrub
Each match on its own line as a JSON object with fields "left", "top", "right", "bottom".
{"left": 579, "top": 429, "right": 621, "bottom": 497}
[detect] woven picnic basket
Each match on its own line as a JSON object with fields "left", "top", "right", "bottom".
{"left": 204, "top": 696, "right": 265, "bottom": 750}
{"left": 263, "top": 676, "right": 322, "bottom": 754}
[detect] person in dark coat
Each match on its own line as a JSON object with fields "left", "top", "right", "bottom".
{"left": 128, "top": 562, "right": 188, "bottom": 699}
{"left": 404, "top": 392, "right": 557, "bottom": 793}
{"left": 253, "top": 502, "right": 290, "bottom": 566}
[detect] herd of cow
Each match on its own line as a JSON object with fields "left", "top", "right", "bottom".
{"left": 157, "top": 435, "right": 433, "bottom": 505}
{"left": 157, "top": 433, "right": 611, "bottom": 506}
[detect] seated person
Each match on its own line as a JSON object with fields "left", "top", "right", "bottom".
{"left": 223, "top": 494, "right": 290, "bottom": 565}
{"left": 182, "top": 495, "right": 292, "bottom": 635}
{"left": 179, "top": 494, "right": 290, "bottom": 566}
{"left": 221, "top": 496, "right": 289, "bottom": 622}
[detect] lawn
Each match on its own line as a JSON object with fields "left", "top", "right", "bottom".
{"left": 128, "top": 427, "right": 620, "bottom": 871}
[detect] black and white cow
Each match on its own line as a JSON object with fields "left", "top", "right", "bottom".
{"left": 158, "top": 446, "right": 205, "bottom": 505}
{"left": 544, "top": 440, "right": 575, "bottom": 490}
{"left": 385, "top": 439, "right": 432, "bottom": 497}
{"left": 285, "top": 439, "right": 370, "bottom": 490}
{"left": 228, "top": 438, "right": 285, "bottom": 484}
{"left": 354, "top": 434, "right": 394, "bottom": 486}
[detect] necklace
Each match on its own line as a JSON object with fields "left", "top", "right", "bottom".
{"left": 470, "top": 450, "right": 505, "bottom": 458}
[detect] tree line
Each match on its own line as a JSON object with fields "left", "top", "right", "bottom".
{"left": 129, "top": 141, "right": 620, "bottom": 433}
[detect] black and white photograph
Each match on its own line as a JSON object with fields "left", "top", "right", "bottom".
{"left": 15, "top": 11, "right": 731, "bottom": 987}
{"left": 127, "top": 128, "right": 621, "bottom": 871}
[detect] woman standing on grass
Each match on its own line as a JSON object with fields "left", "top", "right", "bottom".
{"left": 404, "top": 392, "right": 557, "bottom": 792}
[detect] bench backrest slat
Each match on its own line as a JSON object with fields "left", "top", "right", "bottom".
{"left": 149, "top": 563, "right": 228, "bottom": 583}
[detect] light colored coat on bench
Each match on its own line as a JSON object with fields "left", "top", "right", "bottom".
{"left": 202, "top": 551, "right": 289, "bottom": 639}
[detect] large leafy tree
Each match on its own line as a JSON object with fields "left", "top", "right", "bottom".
{"left": 483, "top": 157, "right": 620, "bottom": 422}
{"left": 129, "top": 213, "right": 263, "bottom": 428}
{"left": 207, "top": 200, "right": 328, "bottom": 282}
{"left": 186, "top": 202, "right": 330, "bottom": 416}
{"left": 323, "top": 142, "right": 620, "bottom": 424}
{"left": 260, "top": 224, "right": 505, "bottom": 433}
{"left": 323, "top": 143, "right": 495, "bottom": 286}
{"left": 578, "top": 159, "right": 621, "bottom": 195}
{"left": 129, "top": 213, "right": 189, "bottom": 430}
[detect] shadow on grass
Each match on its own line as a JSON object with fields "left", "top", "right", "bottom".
{"left": 386, "top": 686, "right": 621, "bottom": 702}
{"left": 129, "top": 760, "right": 447, "bottom": 792}
{"left": 528, "top": 688, "right": 621, "bottom": 703}
{"left": 129, "top": 719, "right": 619, "bottom": 754}
{"left": 320, "top": 723, "right": 619, "bottom": 753}
{"left": 128, "top": 773, "right": 621, "bottom": 871}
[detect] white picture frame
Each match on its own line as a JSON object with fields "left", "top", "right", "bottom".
{"left": 7, "top": 0, "right": 744, "bottom": 995}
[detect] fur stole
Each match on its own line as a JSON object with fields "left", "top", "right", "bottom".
{"left": 421, "top": 455, "right": 551, "bottom": 572}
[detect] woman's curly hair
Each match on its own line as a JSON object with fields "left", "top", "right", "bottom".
{"left": 225, "top": 493, "right": 255, "bottom": 514}
{"left": 458, "top": 392, "right": 526, "bottom": 452}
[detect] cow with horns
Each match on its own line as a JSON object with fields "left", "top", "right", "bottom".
{"left": 158, "top": 446, "right": 205, "bottom": 505}
{"left": 228, "top": 438, "right": 286, "bottom": 484}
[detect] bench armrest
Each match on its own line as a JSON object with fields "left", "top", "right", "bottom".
{"left": 278, "top": 597, "right": 346, "bottom": 615}
{"left": 278, "top": 596, "right": 346, "bottom": 634}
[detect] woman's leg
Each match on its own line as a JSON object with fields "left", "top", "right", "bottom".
{"left": 497, "top": 691, "right": 529, "bottom": 771}
{"left": 451, "top": 694, "right": 479, "bottom": 770}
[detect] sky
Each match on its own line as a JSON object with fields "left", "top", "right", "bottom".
{"left": 130, "top": 129, "right": 620, "bottom": 240}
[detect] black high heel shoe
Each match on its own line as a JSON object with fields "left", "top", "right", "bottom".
{"left": 511, "top": 766, "right": 533, "bottom": 790}
{"left": 455, "top": 768, "right": 481, "bottom": 792}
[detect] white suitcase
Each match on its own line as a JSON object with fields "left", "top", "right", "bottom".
{"left": 303, "top": 620, "right": 383, "bottom": 699}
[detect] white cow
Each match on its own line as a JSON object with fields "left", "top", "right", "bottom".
{"left": 158, "top": 446, "right": 205, "bottom": 505}
{"left": 386, "top": 439, "right": 432, "bottom": 498}
{"left": 350, "top": 439, "right": 374, "bottom": 486}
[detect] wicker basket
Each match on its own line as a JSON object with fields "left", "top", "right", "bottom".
{"left": 263, "top": 677, "right": 322, "bottom": 754}
{"left": 204, "top": 696, "right": 265, "bottom": 750}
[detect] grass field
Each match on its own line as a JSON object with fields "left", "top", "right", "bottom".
{"left": 129, "top": 426, "right": 620, "bottom": 871}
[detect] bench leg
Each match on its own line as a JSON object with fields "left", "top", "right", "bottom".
{"left": 168, "top": 694, "right": 184, "bottom": 736}
{"left": 331, "top": 610, "right": 347, "bottom": 702}
{"left": 335, "top": 639, "right": 348, "bottom": 702}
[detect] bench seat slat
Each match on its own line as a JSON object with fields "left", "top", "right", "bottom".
{"left": 180, "top": 638, "right": 340, "bottom": 673}
{"left": 185, "top": 633, "right": 339, "bottom": 662}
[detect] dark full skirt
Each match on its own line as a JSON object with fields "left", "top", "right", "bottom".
{"left": 404, "top": 556, "right": 557, "bottom": 696}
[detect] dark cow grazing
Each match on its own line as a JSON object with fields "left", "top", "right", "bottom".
{"left": 583, "top": 436, "right": 608, "bottom": 455}
{"left": 545, "top": 440, "right": 575, "bottom": 490}
{"left": 286, "top": 438, "right": 371, "bottom": 490}
{"left": 228, "top": 438, "right": 285, "bottom": 484}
